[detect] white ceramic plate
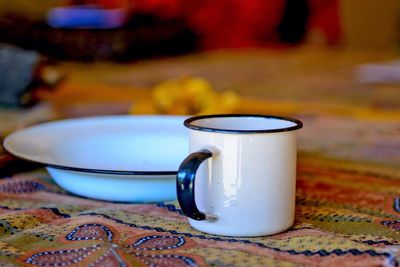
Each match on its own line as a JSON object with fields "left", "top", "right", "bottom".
{"left": 3, "top": 115, "right": 188, "bottom": 202}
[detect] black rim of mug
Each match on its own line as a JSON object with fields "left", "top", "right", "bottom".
{"left": 184, "top": 114, "right": 303, "bottom": 134}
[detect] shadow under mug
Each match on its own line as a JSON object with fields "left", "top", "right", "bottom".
{"left": 177, "top": 114, "right": 303, "bottom": 237}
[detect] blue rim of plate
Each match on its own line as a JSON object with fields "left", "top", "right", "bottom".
{"left": 2, "top": 147, "right": 178, "bottom": 175}
{"left": 45, "top": 163, "right": 177, "bottom": 175}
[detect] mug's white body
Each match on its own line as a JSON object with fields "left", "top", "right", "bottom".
{"left": 189, "top": 129, "right": 297, "bottom": 237}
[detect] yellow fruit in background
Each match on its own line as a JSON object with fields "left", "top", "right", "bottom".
{"left": 181, "top": 77, "right": 214, "bottom": 111}
{"left": 133, "top": 76, "right": 240, "bottom": 115}
{"left": 199, "top": 90, "right": 240, "bottom": 115}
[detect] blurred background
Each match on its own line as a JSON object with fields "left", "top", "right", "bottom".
{"left": 0, "top": 0, "right": 398, "bottom": 57}
{"left": 0, "top": 0, "right": 399, "bottom": 119}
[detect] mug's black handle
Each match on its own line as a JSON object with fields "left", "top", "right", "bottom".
{"left": 177, "top": 149, "right": 217, "bottom": 221}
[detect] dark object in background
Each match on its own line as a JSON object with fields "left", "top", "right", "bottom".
{"left": 0, "top": 45, "right": 40, "bottom": 107}
{"left": 0, "top": 45, "right": 64, "bottom": 107}
{"left": 0, "top": 14, "right": 197, "bottom": 61}
{"left": 277, "top": 0, "right": 309, "bottom": 43}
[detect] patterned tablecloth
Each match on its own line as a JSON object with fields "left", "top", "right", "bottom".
{"left": 1, "top": 47, "right": 400, "bottom": 266}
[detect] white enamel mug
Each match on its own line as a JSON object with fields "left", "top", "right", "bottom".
{"left": 177, "top": 114, "right": 303, "bottom": 237}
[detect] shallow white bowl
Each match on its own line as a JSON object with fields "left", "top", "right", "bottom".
{"left": 3, "top": 115, "right": 188, "bottom": 202}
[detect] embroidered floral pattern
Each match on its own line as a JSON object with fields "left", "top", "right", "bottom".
{"left": 24, "top": 223, "right": 200, "bottom": 267}
{"left": 0, "top": 180, "right": 47, "bottom": 194}
{"left": 381, "top": 220, "right": 400, "bottom": 232}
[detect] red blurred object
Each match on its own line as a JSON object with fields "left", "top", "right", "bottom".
{"left": 68, "top": 0, "right": 341, "bottom": 49}
{"left": 133, "top": 0, "right": 286, "bottom": 49}
{"left": 308, "top": 0, "right": 341, "bottom": 44}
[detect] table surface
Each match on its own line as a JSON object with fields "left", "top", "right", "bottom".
{"left": 1, "top": 46, "right": 400, "bottom": 266}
